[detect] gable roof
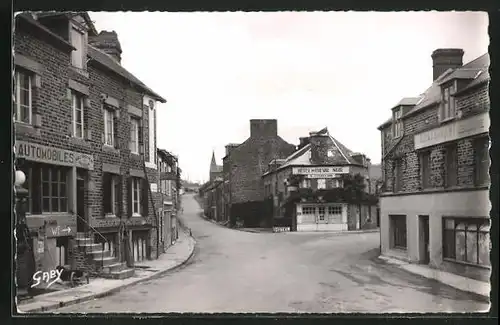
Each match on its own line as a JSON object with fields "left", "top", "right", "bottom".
{"left": 36, "top": 11, "right": 98, "bottom": 36}
{"left": 378, "top": 53, "right": 489, "bottom": 130}
{"left": 88, "top": 45, "right": 166, "bottom": 103}
{"left": 16, "top": 13, "right": 76, "bottom": 51}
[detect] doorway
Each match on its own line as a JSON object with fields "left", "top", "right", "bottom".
{"left": 76, "top": 176, "right": 86, "bottom": 233}
{"left": 419, "top": 215, "right": 430, "bottom": 264}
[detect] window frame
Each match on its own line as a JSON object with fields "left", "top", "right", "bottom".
{"left": 103, "top": 107, "right": 115, "bottom": 147}
{"left": 130, "top": 118, "right": 140, "bottom": 154}
{"left": 392, "top": 107, "right": 403, "bottom": 138}
{"left": 132, "top": 177, "right": 141, "bottom": 216}
{"left": 40, "top": 165, "right": 69, "bottom": 214}
{"left": 70, "top": 25, "right": 85, "bottom": 69}
{"left": 474, "top": 137, "right": 490, "bottom": 186}
{"left": 420, "top": 150, "right": 431, "bottom": 189}
{"left": 390, "top": 214, "right": 407, "bottom": 250}
{"left": 72, "top": 91, "right": 85, "bottom": 138}
{"left": 442, "top": 217, "right": 491, "bottom": 267}
{"left": 441, "top": 83, "right": 456, "bottom": 121}
{"left": 14, "top": 69, "right": 33, "bottom": 124}
{"left": 317, "top": 178, "right": 326, "bottom": 190}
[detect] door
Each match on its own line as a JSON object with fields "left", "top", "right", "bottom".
{"left": 419, "top": 215, "right": 430, "bottom": 264}
{"left": 76, "top": 177, "right": 86, "bottom": 233}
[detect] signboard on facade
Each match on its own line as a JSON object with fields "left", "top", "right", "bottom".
{"left": 414, "top": 112, "right": 490, "bottom": 150}
{"left": 292, "top": 166, "right": 349, "bottom": 178}
{"left": 15, "top": 141, "right": 94, "bottom": 170}
{"left": 150, "top": 183, "right": 158, "bottom": 192}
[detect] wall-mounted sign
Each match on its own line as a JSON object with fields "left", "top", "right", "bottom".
{"left": 292, "top": 166, "right": 349, "bottom": 178}
{"left": 150, "top": 183, "right": 158, "bottom": 192}
{"left": 414, "top": 112, "right": 490, "bottom": 150}
{"left": 15, "top": 141, "right": 95, "bottom": 170}
{"left": 37, "top": 240, "right": 44, "bottom": 254}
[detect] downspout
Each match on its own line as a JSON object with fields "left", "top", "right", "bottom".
{"left": 139, "top": 90, "right": 160, "bottom": 260}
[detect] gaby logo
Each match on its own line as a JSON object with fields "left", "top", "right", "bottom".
{"left": 31, "top": 269, "right": 63, "bottom": 289}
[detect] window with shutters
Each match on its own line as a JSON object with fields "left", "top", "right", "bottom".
{"left": 445, "top": 144, "right": 458, "bottom": 188}
{"left": 103, "top": 173, "right": 120, "bottom": 216}
{"left": 14, "top": 69, "right": 33, "bottom": 124}
{"left": 72, "top": 91, "right": 84, "bottom": 138}
{"left": 474, "top": 137, "right": 490, "bottom": 186}
{"left": 130, "top": 118, "right": 140, "bottom": 154}
{"left": 132, "top": 177, "right": 141, "bottom": 215}
{"left": 70, "top": 25, "right": 85, "bottom": 70}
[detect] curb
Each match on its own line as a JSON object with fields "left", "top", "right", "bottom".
{"left": 19, "top": 235, "right": 197, "bottom": 314}
{"left": 376, "top": 256, "right": 490, "bottom": 301}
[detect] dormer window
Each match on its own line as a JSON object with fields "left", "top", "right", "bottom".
{"left": 440, "top": 82, "right": 456, "bottom": 122}
{"left": 392, "top": 107, "right": 403, "bottom": 138}
{"left": 70, "top": 24, "right": 86, "bottom": 70}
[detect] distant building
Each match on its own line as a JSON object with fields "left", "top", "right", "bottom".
{"left": 209, "top": 150, "right": 223, "bottom": 182}
{"left": 377, "top": 49, "right": 490, "bottom": 281}
{"left": 223, "top": 119, "right": 296, "bottom": 226}
{"left": 262, "top": 127, "right": 378, "bottom": 232}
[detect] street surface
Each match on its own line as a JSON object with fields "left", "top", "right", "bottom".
{"left": 56, "top": 193, "right": 489, "bottom": 313}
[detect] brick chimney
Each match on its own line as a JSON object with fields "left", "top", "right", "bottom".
{"left": 89, "top": 30, "right": 123, "bottom": 63}
{"left": 250, "top": 119, "right": 278, "bottom": 138}
{"left": 309, "top": 129, "right": 330, "bottom": 165}
{"left": 431, "top": 48, "right": 464, "bottom": 81}
{"left": 298, "top": 137, "right": 310, "bottom": 150}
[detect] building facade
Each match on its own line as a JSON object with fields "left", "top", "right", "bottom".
{"left": 14, "top": 12, "right": 166, "bottom": 282}
{"left": 222, "top": 119, "right": 296, "bottom": 226}
{"left": 157, "top": 149, "right": 180, "bottom": 250}
{"left": 378, "top": 48, "right": 491, "bottom": 281}
{"left": 262, "top": 128, "right": 378, "bottom": 232}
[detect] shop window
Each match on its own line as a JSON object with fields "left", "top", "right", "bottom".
{"left": 420, "top": 151, "right": 431, "bottom": 189}
{"left": 390, "top": 215, "right": 407, "bottom": 250}
{"left": 443, "top": 217, "right": 490, "bottom": 267}
{"left": 38, "top": 165, "right": 69, "bottom": 213}
{"left": 445, "top": 144, "right": 458, "bottom": 188}
{"left": 301, "top": 179, "right": 312, "bottom": 189}
{"left": 132, "top": 233, "right": 148, "bottom": 262}
{"left": 474, "top": 137, "right": 490, "bottom": 186}
{"left": 14, "top": 69, "right": 33, "bottom": 124}
{"left": 302, "top": 206, "right": 316, "bottom": 215}
{"left": 328, "top": 206, "right": 342, "bottom": 215}
{"left": 56, "top": 237, "right": 69, "bottom": 267}
{"left": 317, "top": 179, "right": 326, "bottom": 190}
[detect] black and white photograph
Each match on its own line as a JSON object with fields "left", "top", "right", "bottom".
{"left": 12, "top": 10, "right": 492, "bottom": 314}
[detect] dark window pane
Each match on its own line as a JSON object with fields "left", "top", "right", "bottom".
{"left": 42, "top": 198, "right": 50, "bottom": 212}
{"left": 455, "top": 231, "right": 466, "bottom": 262}
{"left": 51, "top": 198, "right": 59, "bottom": 212}
{"left": 51, "top": 170, "right": 58, "bottom": 182}
{"left": 42, "top": 182, "right": 49, "bottom": 197}
{"left": 59, "top": 183, "right": 66, "bottom": 197}
{"left": 51, "top": 183, "right": 59, "bottom": 197}
{"left": 59, "top": 198, "right": 68, "bottom": 212}
{"left": 42, "top": 168, "right": 49, "bottom": 181}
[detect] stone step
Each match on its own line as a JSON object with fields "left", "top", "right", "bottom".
{"left": 90, "top": 249, "right": 111, "bottom": 259}
{"left": 102, "top": 268, "right": 135, "bottom": 280}
{"left": 75, "top": 237, "right": 93, "bottom": 245}
{"left": 101, "top": 262, "right": 125, "bottom": 274}
{"left": 78, "top": 243, "right": 102, "bottom": 252}
{"left": 93, "top": 256, "right": 119, "bottom": 267}
{"left": 75, "top": 232, "right": 88, "bottom": 239}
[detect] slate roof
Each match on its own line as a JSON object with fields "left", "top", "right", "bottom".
{"left": 16, "top": 13, "right": 75, "bottom": 51}
{"left": 378, "top": 53, "right": 489, "bottom": 130}
{"left": 88, "top": 45, "right": 166, "bottom": 103}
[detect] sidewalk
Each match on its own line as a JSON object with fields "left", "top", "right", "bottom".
{"left": 17, "top": 230, "right": 196, "bottom": 313}
{"left": 378, "top": 255, "right": 490, "bottom": 300}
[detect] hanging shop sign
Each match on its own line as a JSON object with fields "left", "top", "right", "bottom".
{"left": 292, "top": 166, "right": 349, "bottom": 178}
{"left": 414, "top": 112, "right": 490, "bottom": 150}
{"left": 15, "top": 141, "right": 95, "bottom": 170}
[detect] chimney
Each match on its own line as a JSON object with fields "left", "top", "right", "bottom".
{"left": 351, "top": 153, "right": 367, "bottom": 167}
{"left": 308, "top": 128, "right": 330, "bottom": 165}
{"left": 431, "top": 48, "right": 464, "bottom": 81}
{"left": 225, "top": 143, "right": 240, "bottom": 156}
{"left": 298, "top": 137, "right": 310, "bottom": 150}
{"left": 89, "top": 30, "right": 123, "bottom": 63}
{"left": 250, "top": 119, "right": 278, "bottom": 138}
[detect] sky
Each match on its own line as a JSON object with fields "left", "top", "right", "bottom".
{"left": 88, "top": 11, "right": 489, "bottom": 184}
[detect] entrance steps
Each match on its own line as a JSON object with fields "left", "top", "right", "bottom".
{"left": 75, "top": 232, "right": 135, "bottom": 280}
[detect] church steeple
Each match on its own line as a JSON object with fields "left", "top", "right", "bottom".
{"left": 210, "top": 150, "right": 217, "bottom": 172}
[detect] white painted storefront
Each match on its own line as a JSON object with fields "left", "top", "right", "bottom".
{"left": 296, "top": 203, "right": 348, "bottom": 232}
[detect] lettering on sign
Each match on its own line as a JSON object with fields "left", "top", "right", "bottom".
{"left": 37, "top": 240, "right": 44, "bottom": 253}
{"left": 15, "top": 141, "right": 95, "bottom": 170}
{"left": 273, "top": 227, "right": 290, "bottom": 233}
{"left": 414, "top": 112, "right": 490, "bottom": 150}
{"left": 150, "top": 183, "right": 158, "bottom": 192}
{"left": 292, "top": 166, "right": 349, "bottom": 177}
{"left": 48, "top": 226, "right": 72, "bottom": 237}
{"left": 31, "top": 269, "right": 63, "bottom": 289}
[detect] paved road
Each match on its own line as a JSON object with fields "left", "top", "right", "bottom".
{"left": 56, "top": 194, "right": 489, "bottom": 313}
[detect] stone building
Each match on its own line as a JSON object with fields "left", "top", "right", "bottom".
{"left": 157, "top": 149, "right": 180, "bottom": 250}
{"left": 222, "top": 119, "right": 296, "bottom": 226}
{"left": 13, "top": 12, "right": 166, "bottom": 281}
{"left": 262, "top": 127, "right": 378, "bottom": 232}
{"left": 377, "top": 48, "right": 490, "bottom": 281}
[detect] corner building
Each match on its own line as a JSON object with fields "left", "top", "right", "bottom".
{"left": 377, "top": 48, "right": 490, "bottom": 281}
{"left": 14, "top": 12, "right": 166, "bottom": 280}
